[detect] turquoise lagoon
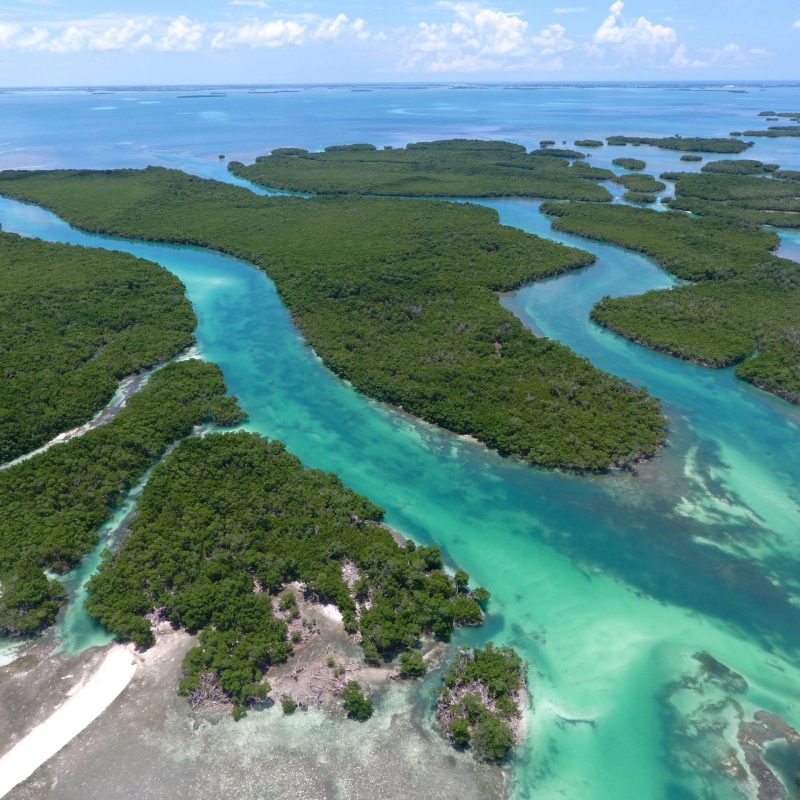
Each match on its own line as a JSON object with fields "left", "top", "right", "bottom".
{"left": 1, "top": 84, "right": 800, "bottom": 799}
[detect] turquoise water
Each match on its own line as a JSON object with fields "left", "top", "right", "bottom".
{"left": 2, "top": 84, "right": 800, "bottom": 799}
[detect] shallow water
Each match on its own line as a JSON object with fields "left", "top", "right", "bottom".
{"left": 1, "top": 184, "right": 799, "bottom": 798}
{"left": 1, "top": 84, "right": 800, "bottom": 799}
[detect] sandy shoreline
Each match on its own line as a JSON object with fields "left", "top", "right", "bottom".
{"left": 4, "top": 625, "right": 505, "bottom": 800}
{"left": 0, "top": 645, "right": 136, "bottom": 798}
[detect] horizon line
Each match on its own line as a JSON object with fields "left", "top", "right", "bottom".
{"left": 2, "top": 79, "right": 800, "bottom": 91}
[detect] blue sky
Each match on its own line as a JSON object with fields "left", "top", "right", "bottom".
{"left": 0, "top": 0, "right": 798, "bottom": 85}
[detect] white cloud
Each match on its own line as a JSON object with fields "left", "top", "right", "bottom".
{"left": 7, "top": 18, "right": 154, "bottom": 53}
{"left": 670, "top": 41, "right": 768, "bottom": 69}
{"left": 0, "top": 23, "right": 21, "bottom": 45}
{"left": 0, "top": 12, "right": 370, "bottom": 54}
{"left": 669, "top": 44, "right": 701, "bottom": 68}
{"left": 211, "top": 13, "right": 367, "bottom": 49}
{"left": 229, "top": 0, "right": 269, "bottom": 7}
{"left": 18, "top": 26, "right": 49, "bottom": 49}
{"left": 211, "top": 19, "right": 304, "bottom": 48}
{"left": 707, "top": 42, "right": 765, "bottom": 64}
{"left": 313, "top": 14, "right": 369, "bottom": 41}
{"left": 592, "top": 1, "right": 676, "bottom": 55}
{"left": 91, "top": 19, "right": 153, "bottom": 52}
{"left": 792, "top": 19, "right": 800, "bottom": 30}
{"left": 532, "top": 23, "right": 573, "bottom": 56}
{"left": 157, "top": 16, "right": 204, "bottom": 51}
{"left": 402, "top": 2, "right": 573, "bottom": 72}
{"left": 552, "top": 6, "right": 586, "bottom": 13}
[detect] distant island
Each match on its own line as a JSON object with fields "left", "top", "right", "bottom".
{"left": 606, "top": 135, "right": 751, "bottom": 153}
{"left": 228, "top": 139, "right": 613, "bottom": 200}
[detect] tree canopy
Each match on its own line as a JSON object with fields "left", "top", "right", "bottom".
{"left": 86, "top": 431, "right": 490, "bottom": 716}
{"left": 542, "top": 201, "right": 800, "bottom": 403}
{"left": 229, "top": 139, "right": 613, "bottom": 200}
{"left": 0, "top": 359, "right": 243, "bottom": 635}
{"left": 0, "top": 231, "right": 194, "bottom": 464}
{"left": 0, "top": 167, "right": 666, "bottom": 469}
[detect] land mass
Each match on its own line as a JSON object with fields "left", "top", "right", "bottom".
{"left": 229, "top": 139, "right": 613, "bottom": 200}
{"left": 606, "top": 135, "right": 751, "bottom": 153}
{"left": 0, "top": 359, "right": 244, "bottom": 635}
{"left": 0, "top": 165, "right": 666, "bottom": 469}
{"left": 0, "top": 231, "right": 195, "bottom": 464}
{"left": 541, "top": 202, "right": 800, "bottom": 403}
{"left": 86, "top": 431, "right": 495, "bottom": 719}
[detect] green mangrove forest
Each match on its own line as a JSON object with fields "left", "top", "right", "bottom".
{"left": 612, "top": 158, "right": 646, "bottom": 171}
{"left": 86, "top": 431, "right": 492, "bottom": 717}
{"left": 0, "top": 231, "right": 195, "bottom": 464}
{"left": 0, "top": 360, "right": 243, "bottom": 635}
{"left": 228, "top": 139, "right": 613, "bottom": 200}
{"left": 437, "top": 643, "right": 525, "bottom": 762}
{"left": 742, "top": 126, "right": 800, "bottom": 138}
{"left": 613, "top": 173, "right": 666, "bottom": 193}
{"left": 607, "top": 135, "right": 751, "bottom": 153}
{"left": 700, "top": 159, "right": 778, "bottom": 175}
{"left": 542, "top": 202, "right": 800, "bottom": 403}
{"left": 0, "top": 166, "right": 666, "bottom": 469}
{"left": 663, "top": 170, "right": 800, "bottom": 228}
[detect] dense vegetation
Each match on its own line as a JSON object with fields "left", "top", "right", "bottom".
{"left": 0, "top": 167, "right": 666, "bottom": 469}
{"left": 662, "top": 171, "right": 800, "bottom": 227}
{"left": 680, "top": 154, "right": 703, "bottom": 162}
{"left": 527, "top": 148, "right": 586, "bottom": 159}
{"left": 342, "top": 681, "right": 374, "bottom": 720}
{"left": 541, "top": 202, "right": 800, "bottom": 402}
{"left": 700, "top": 159, "right": 778, "bottom": 175}
{"left": 613, "top": 173, "right": 665, "bottom": 193}
{"left": 85, "top": 431, "right": 489, "bottom": 716}
{"left": 575, "top": 139, "right": 603, "bottom": 148}
{"left": 437, "top": 644, "right": 525, "bottom": 762}
{"left": 623, "top": 192, "right": 657, "bottom": 205}
{"left": 742, "top": 126, "right": 800, "bottom": 138}
{"left": 0, "top": 232, "right": 195, "bottom": 464}
{"left": 228, "top": 139, "right": 612, "bottom": 201}
{"left": 607, "top": 135, "right": 751, "bottom": 153}
{"left": 0, "top": 360, "right": 242, "bottom": 635}
{"left": 613, "top": 158, "right": 646, "bottom": 171}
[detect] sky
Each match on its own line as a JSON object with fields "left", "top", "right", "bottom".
{"left": 0, "top": 0, "right": 798, "bottom": 86}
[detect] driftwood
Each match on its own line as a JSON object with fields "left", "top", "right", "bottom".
{"left": 189, "top": 671, "right": 228, "bottom": 710}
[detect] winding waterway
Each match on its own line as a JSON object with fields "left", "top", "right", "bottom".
{"left": 1, "top": 171, "right": 799, "bottom": 798}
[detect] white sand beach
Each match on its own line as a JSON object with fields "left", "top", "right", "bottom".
{"left": 0, "top": 645, "right": 136, "bottom": 798}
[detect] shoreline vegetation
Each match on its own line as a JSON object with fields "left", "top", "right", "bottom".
{"left": 83, "top": 430, "right": 518, "bottom": 726}
{"left": 606, "top": 135, "right": 752, "bottom": 153}
{"left": 437, "top": 643, "right": 527, "bottom": 762}
{"left": 541, "top": 202, "right": 800, "bottom": 403}
{"left": 0, "top": 231, "right": 195, "bottom": 464}
{"left": 613, "top": 174, "right": 666, "bottom": 194}
{"left": 228, "top": 139, "right": 613, "bottom": 200}
{"left": 0, "top": 359, "right": 245, "bottom": 635}
{"left": 0, "top": 165, "right": 666, "bottom": 470}
{"left": 660, "top": 169, "right": 800, "bottom": 228}
{"left": 612, "top": 157, "right": 646, "bottom": 171}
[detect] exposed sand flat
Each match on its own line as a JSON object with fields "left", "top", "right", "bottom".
{"left": 0, "top": 645, "right": 136, "bottom": 798}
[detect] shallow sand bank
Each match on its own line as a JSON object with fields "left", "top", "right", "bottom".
{"left": 0, "top": 645, "right": 136, "bottom": 798}
{"left": 6, "top": 626, "right": 505, "bottom": 800}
